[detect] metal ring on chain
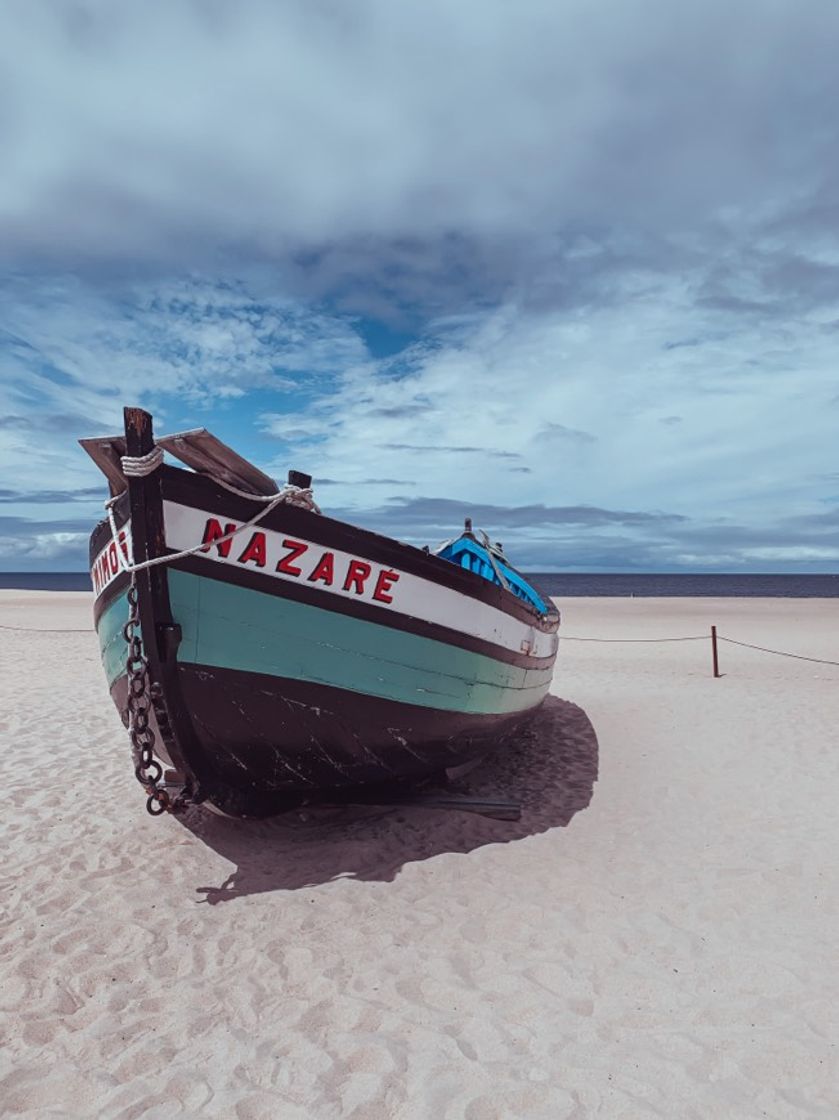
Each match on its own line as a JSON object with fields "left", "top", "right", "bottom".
{"left": 135, "top": 759, "right": 163, "bottom": 785}
{"left": 146, "top": 790, "right": 169, "bottom": 815}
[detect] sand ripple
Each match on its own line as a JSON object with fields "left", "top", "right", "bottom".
{"left": 2, "top": 592, "right": 838, "bottom": 1117}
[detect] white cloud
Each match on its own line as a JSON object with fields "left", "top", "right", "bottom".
{"left": 1, "top": 2, "right": 837, "bottom": 570}
{"left": 744, "top": 546, "right": 839, "bottom": 563}
{"left": 0, "top": 530, "right": 89, "bottom": 562}
{"left": 1, "top": 1, "right": 838, "bottom": 269}
{"left": 259, "top": 270, "right": 838, "bottom": 531}
{"left": 0, "top": 276, "right": 367, "bottom": 492}
{"left": 2, "top": 254, "right": 836, "bottom": 570}
{"left": 0, "top": 276, "right": 365, "bottom": 401}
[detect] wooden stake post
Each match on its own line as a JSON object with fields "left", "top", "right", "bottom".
{"left": 711, "top": 625, "right": 720, "bottom": 678}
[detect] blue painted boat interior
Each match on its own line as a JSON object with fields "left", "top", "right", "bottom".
{"left": 437, "top": 536, "right": 548, "bottom": 614}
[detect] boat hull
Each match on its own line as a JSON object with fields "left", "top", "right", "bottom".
{"left": 175, "top": 665, "right": 537, "bottom": 814}
{"left": 90, "top": 453, "right": 559, "bottom": 816}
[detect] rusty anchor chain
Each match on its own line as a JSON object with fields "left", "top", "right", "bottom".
{"left": 122, "top": 577, "right": 187, "bottom": 816}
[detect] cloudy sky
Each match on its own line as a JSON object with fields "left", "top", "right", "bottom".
{"left": 2, "top": 0, "right": 838, "bottom": 571}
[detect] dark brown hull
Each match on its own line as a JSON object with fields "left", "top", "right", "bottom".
{"left": 111, "top": 664, "right": 537, "bottom": 817}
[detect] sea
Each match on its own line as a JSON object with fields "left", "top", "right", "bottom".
{"left": 1, "top": 571, "right": 837, "bottom": 597}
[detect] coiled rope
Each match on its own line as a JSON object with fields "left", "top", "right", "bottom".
{"left": 120, "top": 447, "right": 164, "bottom": 477}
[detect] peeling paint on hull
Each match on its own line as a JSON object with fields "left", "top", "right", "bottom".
{"left": 175, "top": 664, "right": 537, "bottom": 807}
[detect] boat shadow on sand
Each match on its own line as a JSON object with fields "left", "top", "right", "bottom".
{"left": 184, "top": 695, "right": 598, "bottom": 902}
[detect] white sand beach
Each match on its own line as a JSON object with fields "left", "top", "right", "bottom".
{"left": 1, "top": 591, "right": 837, "bottom": 1119}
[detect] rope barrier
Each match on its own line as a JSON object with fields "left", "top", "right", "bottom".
{"left": 561, "top": 635, "right": 707, "bottom": 643}
{"left": 717, "top": 635, "right": 839, "bottom": 667}
{"left": 10, "top": 442, "right": 836, "bottom": 666}
{"left": 2, "top": 621, "right": 836, "bottom": 670}
{"left": 562, "top": 631, "right": 838, "bottom": 667}
{"left": 0, "top": 622, "right": 92, "bottom": 633}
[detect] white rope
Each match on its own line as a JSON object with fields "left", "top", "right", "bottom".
{"left": 121, "top": 446, "right": 164, "bottom": 477}
{"left": 212, "top": 476, "right": 321, "bottom": 514}
{"left": 106, "top": 490, "right": 294, "bottom": 575}
{"left": 104, "top": 444, "right": 321, "bottom": 576}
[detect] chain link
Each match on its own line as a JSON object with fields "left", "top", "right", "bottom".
{"left": 122, "top": 576, "right": 187, "bottom": 816}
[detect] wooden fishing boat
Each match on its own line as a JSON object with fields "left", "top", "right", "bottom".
{"left": 81, "top": 408, "right": 560, "bottom": 818}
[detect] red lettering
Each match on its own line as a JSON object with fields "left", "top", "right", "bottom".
{"left": 201, "top": 518, "right": 237, "bottom": 558}
{"left": 307, "top": 551, "right": 334, "bottom": 586}
{"left": 118, "top": 530, "right": 130, "bottom": 561}
{"left": 277, "top": 539, "right": 308, "bottom": 576}
{"left": 92, "top": 564, "right": 101, "bottom": 595}
{"left": 238, "top": 531, "right": 267, "bottom": 567}
{"left": 101, "top": 550, "right": 111, "bottom": 581}
{"left": 372, "top": 568, "right": 400, "bottom": 604}
{"left": 108, "top": 542, "right": 119, "bottom": 573}
{"left": 343, "top": 559, "right": 372, "bottom": 595}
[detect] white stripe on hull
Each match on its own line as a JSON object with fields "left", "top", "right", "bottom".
{"left": 163, "top": 501, "right": 558, "bottom": 660}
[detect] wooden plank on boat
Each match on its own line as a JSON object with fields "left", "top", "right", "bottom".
{"left": 78, "top": 434, "right": 128, "bottom": 496}
{"left": 156, "top": 428, "right": 277, "bottom": 496}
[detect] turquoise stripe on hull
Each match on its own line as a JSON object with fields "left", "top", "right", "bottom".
{"left": 97, "top": 592, "right": 131, "bottom": 687}
{"left": 168, "top": 569, "right": 553, "bottom": 716}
